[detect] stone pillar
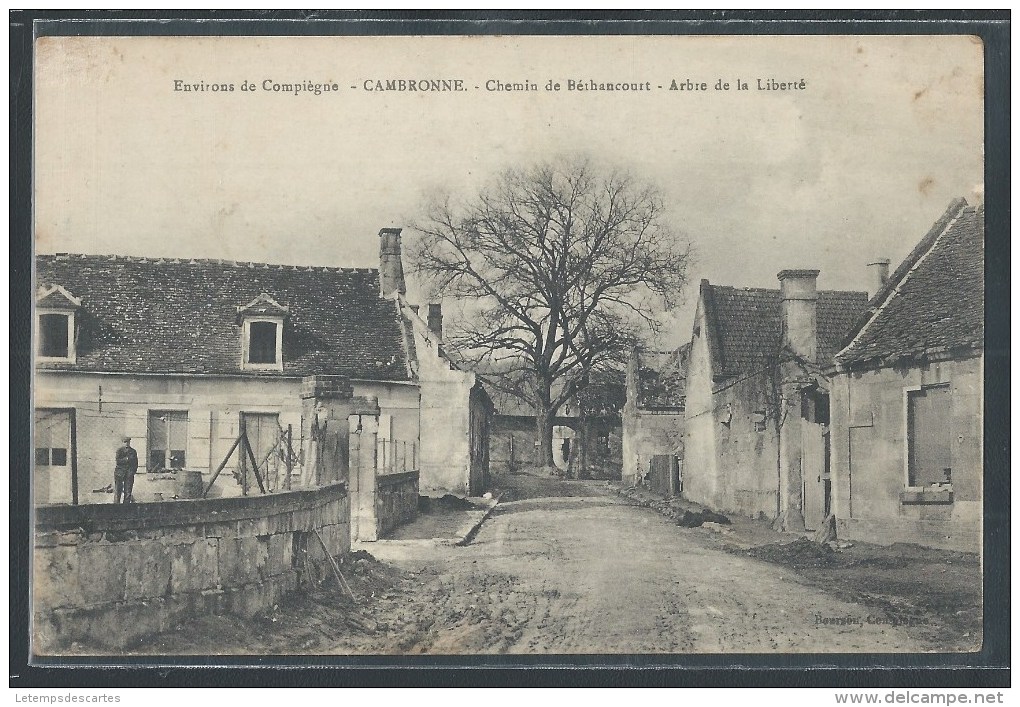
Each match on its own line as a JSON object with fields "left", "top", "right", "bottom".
{"left": 777, "top": 382, "right": 806, "bottom": 532}
{"left": 350, "top": 413, "right": 380, "bottom": 542}
{"left": 300, "top": 376, "right": 379, "bottom": 487}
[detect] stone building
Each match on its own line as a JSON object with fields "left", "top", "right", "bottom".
{"left": 683, "top": 274, "right": 868, "bottom": 530}
{"left": 397, "top": 299, "right": 493, "bottom": 496}
{"left": 33, "top": 228, "right": 490, "bottom": 505}
{"left": 621, "top": 344, "right": 689, "bottom": 490}
{"left": 831, "top": 199, "right": 983, "bottom": 552}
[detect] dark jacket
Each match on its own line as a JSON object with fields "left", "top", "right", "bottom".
{"left": 115, "top": 445, "right": 139, "bottom": 476}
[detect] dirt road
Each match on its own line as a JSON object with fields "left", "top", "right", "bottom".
{"left": 137, "top": 476, "right": 977, "bottom": 655}
{"left": 366, "top": 479, "right": 931, "bottom": 654}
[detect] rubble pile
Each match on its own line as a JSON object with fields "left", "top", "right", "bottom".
{"left": 618, "top": 486, "right": 731, "bottom": 528}
{"left": 746, "top": 538, "right": 839, "bottom": 568}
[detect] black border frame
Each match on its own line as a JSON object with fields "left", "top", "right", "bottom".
{"left": 9, "top": 9, "right": 1010, "bottom": 688}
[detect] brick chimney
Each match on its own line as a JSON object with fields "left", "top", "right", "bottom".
{"left": 427, "top": 303, "right": 443, "bottom": 340}
{"left": 777, "top": 269, "right": 819, "bottom": 363}
{"left": 866, "top": 258, "right": 890, "bottom": 299}
{"left": 378, "top": 228, "right": 406, "bottom": 297}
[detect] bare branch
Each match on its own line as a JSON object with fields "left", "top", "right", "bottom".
{"left": 407, "top": 154, "right": 694, "bottom": 465}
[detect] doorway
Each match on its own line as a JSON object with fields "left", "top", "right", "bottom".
{"left": 34, "top": 408, "right": 73, "bottom": 505}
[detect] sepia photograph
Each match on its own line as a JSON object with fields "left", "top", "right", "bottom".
{"left": 25, "top": 25, "right": 994, "bottom": 666}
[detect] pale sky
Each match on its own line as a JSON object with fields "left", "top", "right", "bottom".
{"left": 34, "top": 35, "right": 984, "bottom": 347}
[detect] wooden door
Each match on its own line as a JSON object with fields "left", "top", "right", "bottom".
{"left": 801, "top": 418, "right": 826, "bottom": 531}
{"left": 241, "top": 412, "right": 280, "bottom": 491}
{"left": 34, "top": 409, "right": 72, "bottom": 505}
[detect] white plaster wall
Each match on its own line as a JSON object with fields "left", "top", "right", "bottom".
{"left": 35, "top": 371, "right": 419, "bottom": 505}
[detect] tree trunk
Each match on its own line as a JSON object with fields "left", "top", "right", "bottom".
{"left": 578, "top": 417, "right": 589, "bottom": 479}
{"left": 535, "top": 404, "right": 556, "bottom": 469}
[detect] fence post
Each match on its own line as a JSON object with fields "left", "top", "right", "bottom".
{"left": 69, "top": 408, "right": 79, "bottom": 506}
{"left": 240, "top": 417, "right": 252, "bottom": 495}
{"left": 356, "top": 416, "right": 379, "bottom": 542}
{"left": 285, "top": 424, "right": 293, "bottom": 490}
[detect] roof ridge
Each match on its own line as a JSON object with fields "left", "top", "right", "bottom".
{"left": 863, "top": 197, "right": 969, "bottom": 310}
{"left": 39, "top": 252, "right": 379, "bottom": 274}
{"left": 835, "top": 199, "right": 970, "bottom": 366}
{"left": 709, "top": 284, "right": 776, "bottom": 293}
{"left": 708, "top": 283, "right": 867, "bottom": 298}
{"left": 700, "top": 279, "right": 725, "bottom": 377}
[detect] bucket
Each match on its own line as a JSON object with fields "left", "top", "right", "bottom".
{"left": 177, "top": 470, "right": 205, "bottom": 499}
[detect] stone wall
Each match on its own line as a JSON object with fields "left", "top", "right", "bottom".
{"left": 489, "top": 416, "right": 543, "bottom": 473}
{"left": 489, "top": 415, "right": 621, "bottom": 478}
{"left": 622, "top": 408, "right": 684, "bottom": 487}
{"left": 830, "top": 355, "right": 982, "bottom": 553}
{"left": 33, "top": 482, "right": 350, "bottom": 653}
{"left": 375, "top": 471, "right": 420, "bottom": 538}
{"left": 418, "top": 377, "right": 474, "bottom": 494}
{"left": 684, "top": 368, "right": 781, "bottom": 520}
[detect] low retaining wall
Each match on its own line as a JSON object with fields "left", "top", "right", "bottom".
{"left": 375, "top": 470, "right": 419, "bottom": 538}
{"left": 33, "top": 482, "right": 350, "bottom": 653}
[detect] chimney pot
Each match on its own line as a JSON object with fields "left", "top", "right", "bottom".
{"left": 777, "top": 269, "right": 819, "bottom": 362}
{"left": 378, "top": 228, "right": 406, "bottom": 297}
{"left": 866, "top": 258, "right": 891, "bottom": 299}
{"left": 427, "top": 303, "right": 443, "bottom": 340}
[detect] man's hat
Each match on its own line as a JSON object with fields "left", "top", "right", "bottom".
{"left": 122, "top": 436, "right": 132, "bottom": 443}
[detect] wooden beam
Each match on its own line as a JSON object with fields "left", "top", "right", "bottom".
{"left": 243, "top": 433, "right": 268, "bottom": 494}
{"left": 69, "top": 408, "right": 79, "bottom": 506}
{"left": 202, "top": 434, "right": 243, "bottom": 498}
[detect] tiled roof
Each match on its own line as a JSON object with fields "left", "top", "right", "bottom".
{"left": 702, "top": 281, "right": 868, "bottom": 378}
{"left": 35, "top": 254, "right": 411, "bottom": 380}
{"left": 837, "top": 201, "right": 983, "bottom": 367}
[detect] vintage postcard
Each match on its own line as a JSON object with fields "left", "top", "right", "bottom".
{"left": 29, "top": 29, "right": 988, "bottom": 661}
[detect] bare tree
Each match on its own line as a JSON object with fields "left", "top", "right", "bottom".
{"left": 409, "top": 156, "right": 693, "bottom": 468}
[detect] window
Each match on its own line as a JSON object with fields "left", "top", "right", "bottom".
{"left": 34, "top": 410, "right": 70, "bottom": 467}
{"left": 240, "top": 316, "right": 284, "bottom": 371}
{"left": 38, "top": 313, "right": 70, "bottom": 359}
{"left": 148, "top": 410, "right": 189, "bottom": 470}
{"left": 237, "top": 294, "right": 288, "bottom": 370}
{"left": 248, "top": 321, "right": 278, "bottom": 364}
{"left": 753, "top": 411, "right": 767, "bottom": 433}
{"left": 800, "top": 389, "right": 831, "bottom": 425}
{"left": 34, "top": 409, "right": 73, "bottom": 505}
{"left": 36, "top": 286, "right": 80, "bottom": 363}
{"left": 907, "top": 385, "right": 952, "bottom": 487}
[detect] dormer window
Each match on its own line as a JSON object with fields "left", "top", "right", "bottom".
{"left": 39, "top": 314, "right": 70, "bottom": 358}
{"left": 36, "top": 285, "right": 81, "bottom": 364}
{"left": 237, "top": 293, "right": 288, "bottom": 371}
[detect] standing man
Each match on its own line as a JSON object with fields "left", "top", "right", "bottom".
{"left": 114, "top": 436, "right": 138, "bottom": 504}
